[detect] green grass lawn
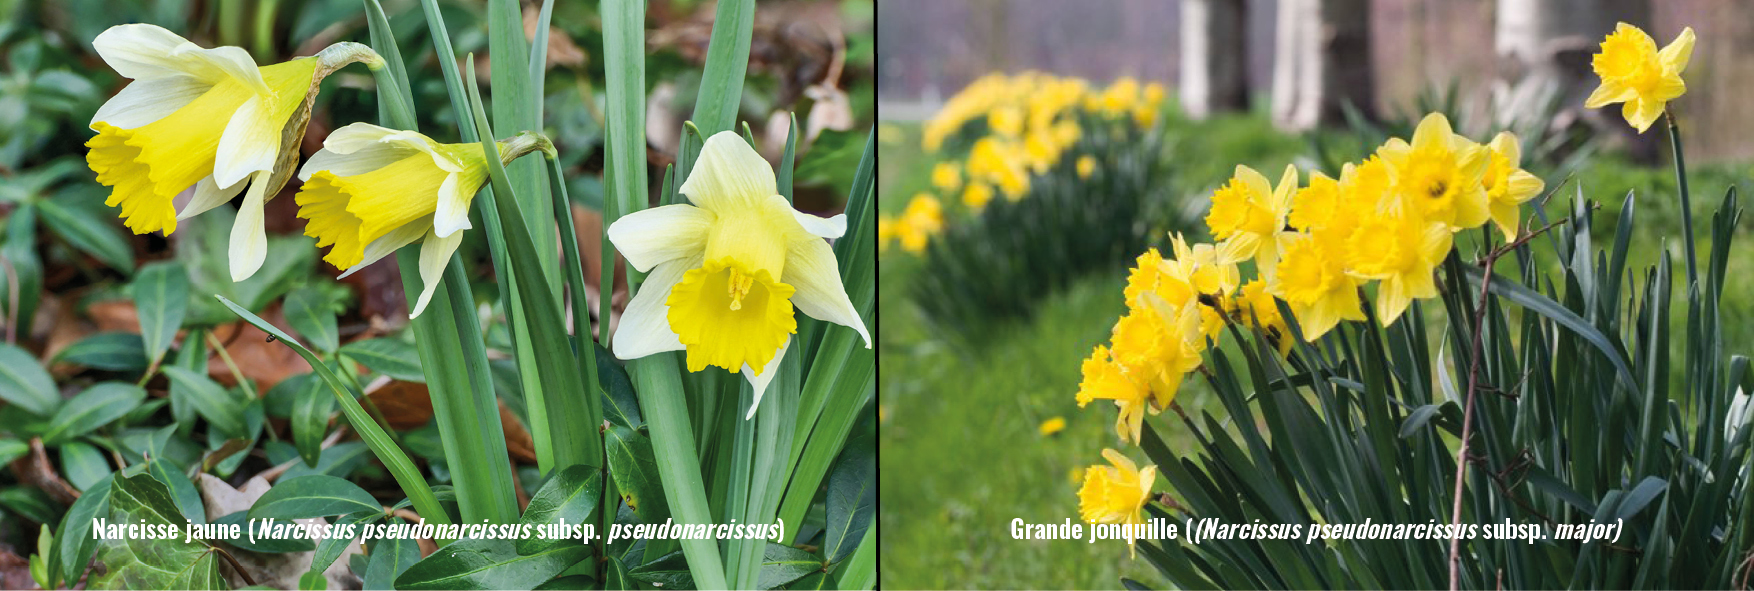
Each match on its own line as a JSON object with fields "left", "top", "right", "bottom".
{"left": 879, "top": 257, "right": 1183, "bottom": 589}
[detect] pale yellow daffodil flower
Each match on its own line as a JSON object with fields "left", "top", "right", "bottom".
{"left": 608, "top": 131, "right": 872, "bottom": 418}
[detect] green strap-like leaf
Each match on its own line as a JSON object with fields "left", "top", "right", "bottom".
{"left": 215, "top": 295, "right": 451, "bottom": 539}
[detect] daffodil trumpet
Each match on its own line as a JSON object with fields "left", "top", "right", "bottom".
{"left": 85, "top": 24, "right": 387, "bottom": 282}
{"left": 295, "top": 124, "right": 553, "bottom": 319}
{"left": 607, "top": 131, "right": 873, "bottom": 418}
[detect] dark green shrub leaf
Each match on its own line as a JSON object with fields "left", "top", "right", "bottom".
{"left": 606, "top": 424, "right": 669, "bottom": 524}
{"left": 161, "top": 366, "right": 246, "bottom": 439}
{"left": 38, "top": 198, "right": 133, "bottom": 270}
{"left": 516, "top": 465, "right": 601, "bottom": 555}
{"left": 54, "top": 332, "right": 148, "bottom": 372}
{"left": 132, "top": 261, "right": 189, "bottom": 367}
{"left": 393, "top": 538, "right": 591, "bottom": 590}
{"left": 0, "top": 343, "right": 58, "bottom": 415}
{"left": 824, "top": 436, "right": 874, "bottom": 563}
{"left": 756, "top": 543, "right": 823, "bottom": 589}
{"left": 248, "top": 474, "right": 382, "bottom": 520}
{"left": 340, "top": 338, "right": 424, "bottom": 382}
{"left": 42, "top": 383, "right": 143, "bottom": 445}
{"left": 284, "top": 286, "right": 339, "bottom": 354}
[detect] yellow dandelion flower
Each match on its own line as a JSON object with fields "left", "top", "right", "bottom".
{"left": 1077, "top": 449, "right": 1157, "bottom": 557}
{"left": 607, "top": 132, "right": 871, "bottom": 417}
{"left": 877, "top": 216, "right": 896, "bottom": 253}
{"left": 1586, "top": 23, "right": 1694, "bottom": 133}
{"left": 1039, "top": 416, "right": 1067, "bottom": 436}
{"left": 1482, "top": 132, "right": 1546, "bottom": 241}
{"left": 1376, "top": 113, "right": 1489, "bottom": 231}
{"left": 1204, "top": 164, "right": 1297, "bottom": 276}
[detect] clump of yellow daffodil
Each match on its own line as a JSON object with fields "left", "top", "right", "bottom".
{"left": 85, "top": 24, "right": 383, "bottom": 282}
{"left": 607, "top": 131, "right": 871, "bottom": 417}
{"left": 1585, "top": 23, "right": 1694, "bottom": 133}
{"left": 892, "top": 194, "right": 944, "bottom": 254}
{"left": 883, "top": 72, "right": 1165, "bottom": 253}
{"left": 1073, "top": 111, "right": 1546, "bottom": 458}
{"left": 293, "top": 123, "right": 547, "bottom": 318}
{"left": 1077, "top": 449, "right": 1156, "bottom": 557}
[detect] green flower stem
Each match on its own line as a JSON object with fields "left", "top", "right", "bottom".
{"left": 630, "top": 354, "right": 729, "bottom": 590}
{"left": 1666, "top": 109, "right": 1698, "bottom": 287}
{"left": 362, "top": 28, "right": 522, "bottom": 526}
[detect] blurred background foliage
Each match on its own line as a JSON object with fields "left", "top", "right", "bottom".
{"left": 0, "top": 1, "right": 871, "bottom": 586}
{"left": 876, "top": 1, "right": 1754, "bottom": 588}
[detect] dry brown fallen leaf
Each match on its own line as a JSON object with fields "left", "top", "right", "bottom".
{"left": 8, "top": 437, "right": 78, "bottom": 506}
{"left": 0, "top": 548, "right": 35, "bottom": 591}
{"left": 199, "top": 474, "right": 361, "bottom": 590}
{"left": 361, "top": 379, "right": 537, "bottom": 465}
{"left": 208, "top": 316, "right": 311, "bottom": 393}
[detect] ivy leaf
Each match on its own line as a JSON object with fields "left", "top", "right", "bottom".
{"left": 88, "top": 472, "right": 225, "bottom": 589}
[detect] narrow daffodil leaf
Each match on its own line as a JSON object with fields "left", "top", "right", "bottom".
{"left": 214, "top": 295, "right": 453, "bottom": 541}
{"left": 689, "top": 0, "right": 755, "bottom": 136}
{"left": 465, "top": 55, "right": 601, "bottom": 472}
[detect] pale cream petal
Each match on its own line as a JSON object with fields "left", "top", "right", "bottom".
{"left": 431, "top": 174, "right": 471, "bottom": 238}
{"left": 227, "top": 172, "right": 272, "bottom": 282}
{"left": 90, "top": 75, "right": 209, "bottom": 129}
{"left": 179, "top": 174, "right": 246, "bottom": 220}
{"left": 411, "top": 227, "right": 464, "bottom": 319}
{"left": 611, "top": 256, "right": 698, "bottom": 360}
{"left": 298, "top": 144, "right": 413, "bottom": 182}
{"left": 606, "top": 204, "right": 714, "bottom": 272}
{"left": 678, "top": 131, "right": 778, "bottom": 213}
{"left": 740, "top": 336, "right": 790, "bottom": 419}
{"left": 214, "top": 95, "right": 281, "bottom": 187}
{"left": 339, "top": 220, "right": 429, "bottom": 279}
{"left": 791, "top": 210, "right": 847, "bottom": 239}
{"left": 320, "top": 122, "right": 402, "bottom": 154}
{"left": 92, "top": 24, "right": 266, "bottom": 92}
{"left": 785, "top": 237, "right": 870, "bottom": 347}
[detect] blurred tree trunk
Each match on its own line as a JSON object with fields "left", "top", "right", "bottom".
{"left": 1271, "top": 0, "right": 1375, "bottom": 130}
{"left": 1495, "top": 0, "right": 1653, "bottom": 155}
{"left": 1179, "top": 0, "right": 1249, "bottom": 119}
